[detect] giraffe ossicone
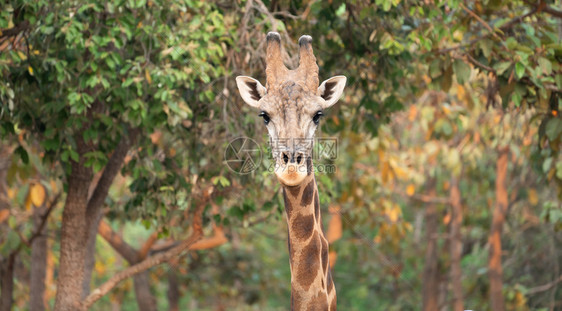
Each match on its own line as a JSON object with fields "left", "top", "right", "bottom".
{"left": 236, "top": 32, "right": 346, "bottom": 311}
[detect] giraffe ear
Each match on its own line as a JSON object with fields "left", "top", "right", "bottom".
{"left": 318, "top": 75, "right": 346, "bottom": 108}
{"left": 236, "top": 76, "right": 266, "bottom": 108}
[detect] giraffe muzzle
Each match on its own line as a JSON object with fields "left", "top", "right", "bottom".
{"left": 275, "top": 151, "right": 309, "bottom": 186}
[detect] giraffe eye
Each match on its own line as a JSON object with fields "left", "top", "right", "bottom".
{"left": 313, "top": 111, "right": 323, "bottom": 125}
{"left": 259, "top": 111, "right": 270, "bottom": 125}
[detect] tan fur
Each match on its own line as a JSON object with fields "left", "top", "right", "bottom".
{"left": 284, "top": 174, "right": 336, "bottom": 310}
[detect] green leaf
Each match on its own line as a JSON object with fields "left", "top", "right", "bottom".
{"left": 543, "top": 157, "right": 553, "bottom": 173}
{"left": 70, "top": 150, "right": 80, "bottom": 162}
{"left": 494, "top": 62, "right": 511, "bottom": 76}
{"left": 453, "top": 59, "right": 471, "bottom": 84}
{"left": 515, "top": 62, "right": 525, "bottom": 79}
{"left": 537, "top": 57, "right": 552, "bottom": 75}
{"left": 545, "top": 118, "right": 562, "bottom": 141}
{"left": 15, "top": 146, "right": 29, "bottom": 164}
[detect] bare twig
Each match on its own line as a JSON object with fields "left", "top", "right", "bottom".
{"left": 527, "top": 274, "right": 562, "bottom": 295}
{"left": 460, "top": 3, "right": 501, "bottom": 40}
{"left": 395, "top": 191, "right": 451, "bottom": 205}
{"left": 465, "top": 53, "right": 495, "bottom": 73}
{"left": 8, "top": 192, "right": 61, "bottom": 256}
{"left": 433, "top": 6, "right": 539, "bottom": 54}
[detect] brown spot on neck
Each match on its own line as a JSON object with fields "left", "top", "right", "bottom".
{"left": 283, "top": 188, "right": 293, "bottom": 219}
{"left": 291, "top": 214, "right": 315, "bottom": 241}
{"left": 327, "top": 270, "right": 334, "bottom": 294}
{"left": 286, "top": 185, "right": 301, "bottom": 198}
{"left": 307, "top": 291, "right": 329, "bottom": 311}
{"left": 295, "top": 234, "right": 321, "bottom": 291}
{"left": 321, "top": 237, "right": 329, "bottom": 274}
{"left": 300, "top": 180, "right": 315, "bottom": 206}
{"left": 314, "top": 192, "right": 320, "bottom": 222}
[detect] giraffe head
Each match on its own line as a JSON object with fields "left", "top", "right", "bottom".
{"left": 236, "top": 32, "right": 346, "bottom": 187}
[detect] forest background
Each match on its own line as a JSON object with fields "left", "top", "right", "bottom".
{"left": 1, "top": 0, "right": 562, "bottom": 310}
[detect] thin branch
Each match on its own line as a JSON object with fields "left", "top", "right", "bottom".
{"left": 460, "top": 3, "right": 501, "bottom": 40}
{"left": 86, "top": 127, "right": 140, "bottom": 220}
{"left": 465, "top": 53, "right": 495, "bottom": 73}
{"left": 80, "top": 203, "right": 205, "bottom": 310}
{"left": 28, "top": 192, "right": 61, "bottom": 245}
{"left": 392, "top": 189, "right": 451, "bottom": 205}
{"left": 0, "top": 21, "right": 30, "bottom": 38}
{"left": 8, "top": 192, "right": 61, "bottom": 256}
{"left": 79, "top": 232, "right": 202, "bottom": 310}
{"left": 523, "top": 0, "right": 562, "bottom": 18}
{"left": 433, "top": 6, "right": 539, "bottom": 54}
{"left": 527, "top": 274, "right": 562, "bottom": 295}
{"left": 97, "top": 219, "right": 139, "bottom": 263}
{"left": 138, "top": 231, "right": 159, "bottom": 260}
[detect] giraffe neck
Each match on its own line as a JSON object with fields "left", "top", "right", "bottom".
{"left": 282, "top": 172, "right": 336, "bottom": 310}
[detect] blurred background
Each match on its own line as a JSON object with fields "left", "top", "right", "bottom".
{"left": 1, "top": 0, "right": 561, "bottom": 310}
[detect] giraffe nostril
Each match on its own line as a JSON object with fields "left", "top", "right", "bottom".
{"left": 282, "top": 153, "right": 289, "bottom": 164}
{"left": 296, "top": 154, "right": 303, "bottom": 165}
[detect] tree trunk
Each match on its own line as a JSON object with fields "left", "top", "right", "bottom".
{"left": 133, "top": 272, "right": 157, "bottom": 311}
{"left": 82, "top": 130, "right": 138, "bottom": 297}
{"left": 30, "top": 204, "right": 48, "bottom": 311}
{"left": 488, "top": 146, "right": 509, "bottom": 311}
{"left": 54, "top": 160, "right": 92, "bottom": 311}
{"left": 0, "top": 145, "right": 13, "bottom": 311}
{"left": 81, "top": 212, "right": 102, "bottom": 297}
{"left": 168, "top": 269, "right": 180, "bottom": 311}
{"left": 0, "top": 254, "right": 15, "bottom": 311}
{"left": 422, "top": 186, "right": 439, "bottom": 311}
{"left": 449, "top": 176, "right": 464, "bottom": 311}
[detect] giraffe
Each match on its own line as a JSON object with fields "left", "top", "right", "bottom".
{"left": 236, "top": 32, "right": 346, "bottom": 310}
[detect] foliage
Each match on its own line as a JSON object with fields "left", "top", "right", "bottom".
{"left": 0, "top": 0, "right": 561, "bottom": 310}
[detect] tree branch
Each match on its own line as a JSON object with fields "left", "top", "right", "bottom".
{"left": 79, "top": 203, "right": 205, "bottom": 310}
{"left": 433, "top": 6, "right": 539, "bottom": 54}
{"left": 523, "top": 0, "right": 562, "bottom": 18}
{"left": 97, "top": 219, "right": 139, "bottom": 263}
{"left": 527, "top": 274, "right": 562, "bottom": 295}
{"left": 460, "top": 3, "right": 501, "bottom": 40}
{"left": 137, "top": 231, "right": 159, "bottom": 260}
{"left": 465, "top": 53, "right": 495, "bottom": 73}
{"left": 8, "top": 192, "right": 61, "bottom": 257}
{"left": 86, "top": 127, "right": 140, "bottom": 221}
{"left": 0, "top": 21, "right": 30, "bottom": 38}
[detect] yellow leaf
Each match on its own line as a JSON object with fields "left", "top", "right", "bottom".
{"left": 528, "top": 188, "right": 538, "bottom": 205}
{"left": 7, "top": 188, "right": 15, "bottom": 199}
{"left": 28, "top": 66, "right": 34, "bottom": 76}
{"left": 17, "top": 51, "right": 27, "bottom": 61}
{"left": 145, "top": 69, "right": 151, "bottom": 84}
{"left": 406, "top": 184, "right": 415, "bottom": 196}
{"left": 25, "top": 193, "right": 32, "bottom": 211}
{"left": 387, "top": 205, "right": 401, "bottom": 222}
{"left": 30, "top": 183, "right": 46, "bottom": 207}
